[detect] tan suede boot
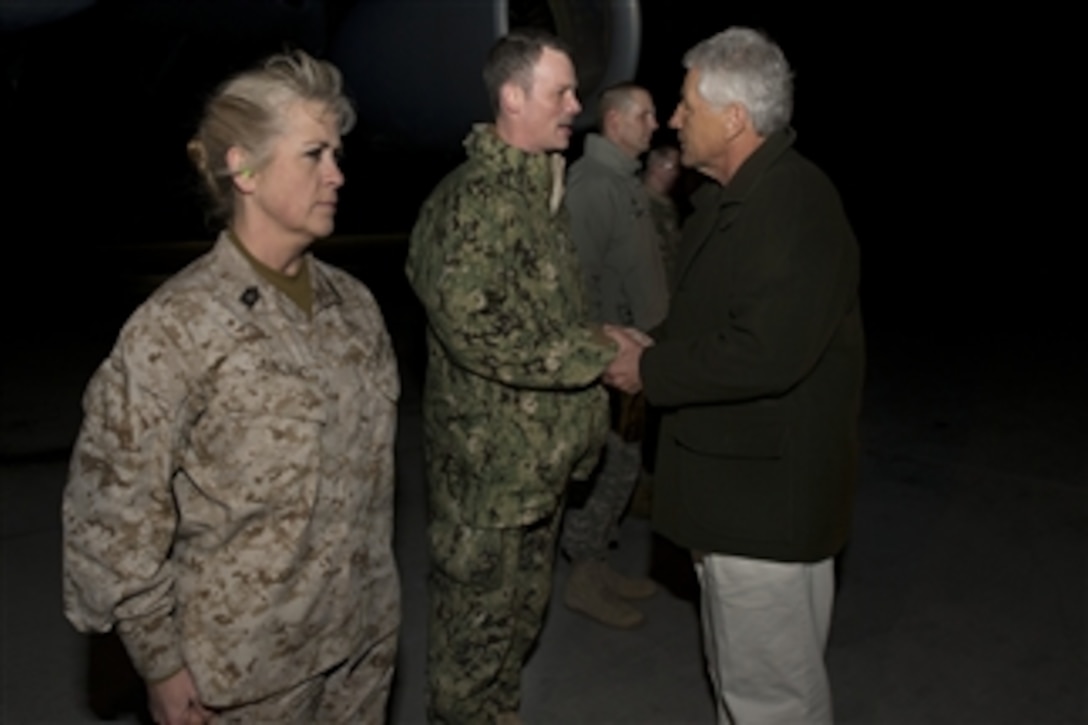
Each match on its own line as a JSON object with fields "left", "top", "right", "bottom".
{"left": 495, "top": 712, "right": 524, "bottom": 725}
{"left": 564, "top": 559, "right": 643, "bottom": 628}
{"left": 601, "top": 561, "right": 658, "bottom": 600}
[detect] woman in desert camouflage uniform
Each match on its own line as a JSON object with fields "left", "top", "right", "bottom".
{"left": 62, "top": 50, "right": 400, "bottom": 724}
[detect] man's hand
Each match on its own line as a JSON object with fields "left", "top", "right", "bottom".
{"left": 616, "top": 326, "right": 655, "bottom": 348}
{"left": 147, "top": 668, "right": 212, "bottom": 725}
{"left": 603, "top": 325, "right": 649, "bottom": 394}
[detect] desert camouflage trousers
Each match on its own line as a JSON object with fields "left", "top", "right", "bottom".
{"left": 211, "top": 630, "right": 397, "bottom": 724}
{"left": 560, "top": 431, "right": 642, "bottom": 561}
{"left": 426, "top": 509, "right": 562, "bottom": 724}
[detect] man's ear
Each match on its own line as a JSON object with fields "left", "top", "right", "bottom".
{"left": 500, "top": 82, "right": 525, "bottom": 116}
{"left": 721, "top": 102, "right": 750, "bottom": 139}
{"left": 227, "top": 146, "right": 256, "bottom": 193}
{"left": 602, "top": 107, "right": 620, "bottom": 135}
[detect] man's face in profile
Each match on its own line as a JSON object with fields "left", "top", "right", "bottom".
{"left": 513, "top": 47, "right": 582, "bottom": 153}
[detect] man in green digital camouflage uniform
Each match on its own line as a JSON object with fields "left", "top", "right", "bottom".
{"left": 405, "top": 29, "right": 637, "bottom": 725}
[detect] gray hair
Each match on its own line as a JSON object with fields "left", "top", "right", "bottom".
{"left": 683, "top": 27, "right": 793, "bottom": 136}
{"left": 187, "top": 49, "right": 355, "bottom": 222}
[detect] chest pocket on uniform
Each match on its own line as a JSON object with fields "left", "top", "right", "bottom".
{"left": 183, "top": 370, "right": 327, "bottom": 511}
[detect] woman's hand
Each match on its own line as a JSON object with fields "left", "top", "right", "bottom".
{"left": 147, "top": 668, "right": 213, "bottom": 725}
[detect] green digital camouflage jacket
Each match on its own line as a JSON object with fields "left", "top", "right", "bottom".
{"left": 406, "top": 124, "right": 615, "bottom": 529}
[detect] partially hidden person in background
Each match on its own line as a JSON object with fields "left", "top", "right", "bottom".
{"left": 642, "top": 143, "right": 684, "bottom": 286}
{"left": 559, "top": 81, "right": 669, "bottom": 630}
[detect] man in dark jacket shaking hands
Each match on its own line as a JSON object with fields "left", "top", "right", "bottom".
{"left": 606, "top": 26, "right": 865, "bottom": 725}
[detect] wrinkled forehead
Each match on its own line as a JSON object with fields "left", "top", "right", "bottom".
{"left": 279, "top": 99, "right": 340, "bottom": 137}
{"left": 682, "top": 68, "right": 702, "bottom": 98}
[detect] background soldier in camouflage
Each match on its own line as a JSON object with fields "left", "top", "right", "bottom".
{"left": 642, "top": 144, "right": 684, "bottom": 287}
{"left": 627, "top": 143, "right": 685, "bottom": 521}
{"left": 559, "top": 82, "right": 670, "bottom": 629}
{"left": 405, "top": 29, "right": 643, "bottom": 725}
{"left": 63, "top": 51, "right": 400, "bottom": 725}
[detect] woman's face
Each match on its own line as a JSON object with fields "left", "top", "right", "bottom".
{"left": 246, "top": 100, "right": 344, "bottom": 246}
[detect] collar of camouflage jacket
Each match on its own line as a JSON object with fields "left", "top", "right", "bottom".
{"left": 463, "top": 123, "right": 566, "bottom": 216}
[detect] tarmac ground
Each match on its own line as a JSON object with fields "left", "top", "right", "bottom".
{"left": 1, "top": 236, "right": 1085, "bottom": 724}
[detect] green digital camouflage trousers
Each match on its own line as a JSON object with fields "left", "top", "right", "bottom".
{"left": 560, "top": 430, "right": 643, "bottom": 561}
{"left": 426, "top": 510, "right": 562, "bottom": 724}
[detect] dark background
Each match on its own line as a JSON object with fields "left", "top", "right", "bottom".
{"left": 0, "top": 1, "right": 1071, "bottom": 353}
{"left": 1, "top": 7, "right": 1083, "bottom": 721}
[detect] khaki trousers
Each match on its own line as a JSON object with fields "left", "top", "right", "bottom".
{"left": 694, "top": 554, "right": 835, "bottom": 725}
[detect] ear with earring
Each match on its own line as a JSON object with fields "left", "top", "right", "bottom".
{"left": 227, "top": 146, "right": 255, "bottom": 181}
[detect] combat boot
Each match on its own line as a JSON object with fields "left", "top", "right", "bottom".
{"left": 564, "top": 559, "right": 643, "bottom": 628}
{"left": 601, "top": 561, "right": 657, "bottom": 600}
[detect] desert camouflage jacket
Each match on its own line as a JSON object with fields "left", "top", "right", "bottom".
{"left": 62, "top": 232, "right": 400, "bottom": 708}
{"left": 406, "top": 124, "right": 614, "bottom": 528}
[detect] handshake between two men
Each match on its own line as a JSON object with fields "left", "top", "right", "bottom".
{"left": 602, "top": 325, "right": 652, "bottom": 395}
